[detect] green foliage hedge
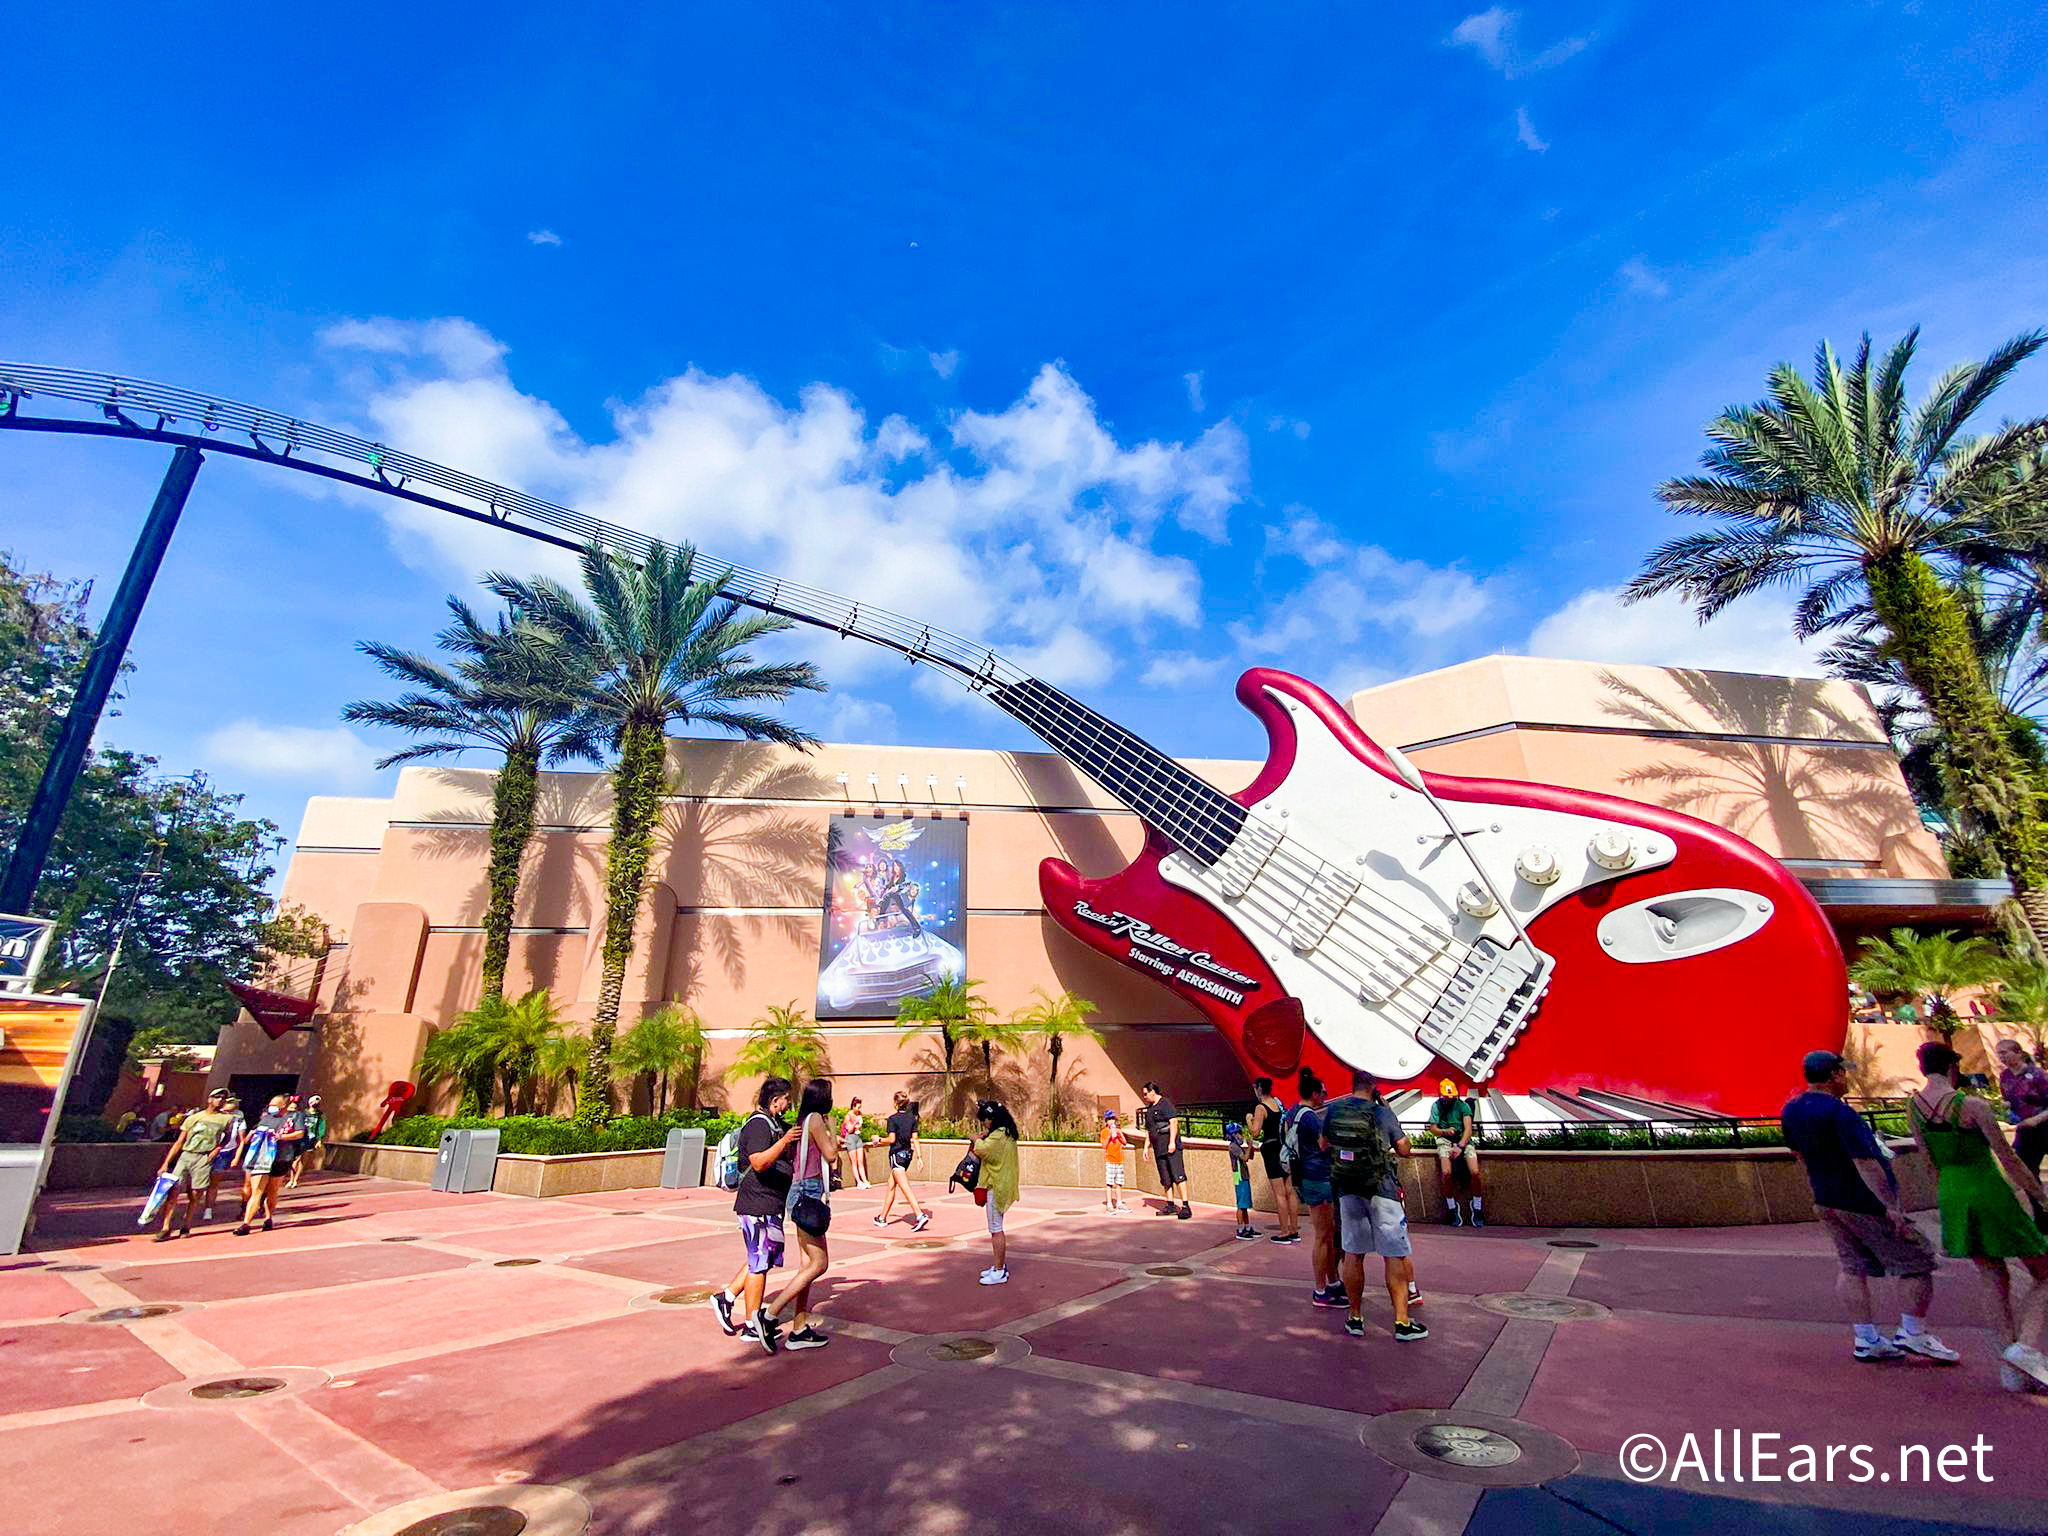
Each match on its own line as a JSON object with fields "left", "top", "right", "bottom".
{"left": 372, "top": 1109, "right": 745, "bottom": 1155}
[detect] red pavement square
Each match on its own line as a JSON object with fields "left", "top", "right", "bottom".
{"left": 1005, "top": 1210, "right": 1248, "bottom": 1263}
{"left": 107, "top": 1239, "right": 470, "bottom": 1302}
{"left": 585, "top": 1361, "right": 1407, "bottom": 1536}
{"left": 0, "top": 1408, "right": 365, "bottom": 1536}
{"left": 178, "top": 1264, "right": 629, "bottom": 1368}
{"left": 0, "top": 1320, "right": 186, "bottom": 1412}
{"left": 1202, "top": 1229, "right": 1552, "bottom": 1294}
{"left": 564, "top": 1229, "right": 887, "bottom": 1289}
{"left": 1569, "top": 1249, "right": 2001, "bottom": 1328}
{"left": 1520, "top": 1310, "right": 2048, "bottom": 1513}
{"left": 312, "top": 1309, "right": 894, "bottom": 1486}
{"left": 0, "top": 1268, "right": 95, "bottom": 1323}
{"left": 809, "top": 1242, "right": 1126, "bottom": 1331}
{"left": 1028, "top": 1275, "right": 1503, "bottom": 1415}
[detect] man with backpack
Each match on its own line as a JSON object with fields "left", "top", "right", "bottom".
{"left": 711, "top": 1078, "right": 801, "bottom": 1353}
{"left": 1322, "top": 1069, "right": 1428, "bottom": 1341}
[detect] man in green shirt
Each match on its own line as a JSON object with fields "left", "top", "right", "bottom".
{"left": 1428, "top": 1079, "right": 1483, "bottom": 1227}
{"left": 154, "top": 1089, "right": 237, "bottom": 1240}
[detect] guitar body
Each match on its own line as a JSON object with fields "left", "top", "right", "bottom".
{"left": 1040, "top": 669, "right": 1846, "bottom": 1117}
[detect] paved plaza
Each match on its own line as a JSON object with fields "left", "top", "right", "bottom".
{"left": 3, "top": 1172, "right": 2044, "bottom": 1535}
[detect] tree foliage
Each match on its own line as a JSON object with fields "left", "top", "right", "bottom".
{"left": 732, "top": 1001, "right": 828, "bottom": 1088}
{"left": 615, "top": 1003, "right": 707, "bottom": 1114}
{"left": 1011, "top": 987, "right": 1100, "bottom": 1127}
{"left": 1848, "top": 927, "right": 2000, "bottom": 1038}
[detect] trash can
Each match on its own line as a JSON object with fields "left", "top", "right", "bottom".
{"left": 660, "top": 1127, "right": 707, "bottom": 1189}
{"left": 432, "top": 1128, "right": 500, "bottom": 1194}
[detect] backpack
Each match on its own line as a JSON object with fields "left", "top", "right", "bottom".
{"left": 714, "top": 1124, "right": 746, "bottom": 1190}
{"left": 1279, "top": 1104, "right": 1305, "bottom": 1172}
{"left": 948, "top": 1150, "right": 982, "bottom": 1194}
{"left": 1322, "top": 1094, "right": 1395, "bottom": 1197}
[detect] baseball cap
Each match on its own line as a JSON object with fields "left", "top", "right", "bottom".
{"left": 1437, "top": 1078, "right": 1459, "bottom": 1097}
{"left": 1801, "top": 1049, "right": 1846, "bottom": 1083}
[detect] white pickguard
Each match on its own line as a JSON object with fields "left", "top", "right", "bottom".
{"left": 1158, "top": 687, "right": 1674, "bottom": 1079}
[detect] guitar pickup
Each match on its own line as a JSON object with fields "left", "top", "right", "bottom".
{"left": 1210, "top": 819, "right": 1281, "bottom": 899}
{"left": 1283, "top": 868, "right": 1359, "bottom": 954}
{"left": 1416, "top": 937, "right": 1552, "bottom": 1083}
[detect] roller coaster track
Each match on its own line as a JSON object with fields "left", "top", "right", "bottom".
{"left": 0, "top": 362, "right": 1026, "bottom": 689}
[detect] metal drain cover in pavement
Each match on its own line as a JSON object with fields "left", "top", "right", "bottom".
{"left": 655, "top": 1288, "right": 715, "bottom": 1305}
{"left": 1546, "top": 1238, "right": 1599, "bottom": 1249}
{"left": 381, "top": 1235, "right": 423, "bottom": 1243}
{"left": 1415, "top": 1424, "right": 1523, "bottom": 1468}
{"left": 89, "top": 1304, "right": 181, "bottom": 1323}
{"left": 1145, "top": 1264, "right": 1194, "bottom": 1277}
{"left": 47, "top": 1263, "right": 98, "bottom": 1273}
{"left": 902, "top": 1239, "right": 949, "bottom": 1249}
{"left": 494, "top": 1258, "right": 542, "bottom": 1267}
{"left": 931, "top": 1337, "right": 999, "bottom": 1362}
{"left": 1056, "top": 1209, "right": 1090, "bottom": 1216}
{"left": 1362, "top": 1409, "right": 1579, "bottom": 1487}
{"left": 191, "top": 1376, "right": 288, "bottom": 1400}
{"left": 1473, "top": 1292, "right": 1610, "bottom": 1322}
{"left": 395, "top": 1508, "right": 529, "bottom": 1536}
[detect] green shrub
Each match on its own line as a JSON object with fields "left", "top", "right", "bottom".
{"left": 56, "top": 1114, "right": 126, "bottom": 1143}
{"left": 367, "top": 1108, "right": 745, "bottom": 1155}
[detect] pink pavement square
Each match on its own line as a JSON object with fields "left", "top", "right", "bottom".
{"left": 0, "top": 1268, "right": 98, "bottom": 1323}
{"left": 311, "top": 1310, "right": 895, "bottom": 1486}
{"left": 0, "top": 1320, "right": 186, "bottom": 1412}
{"left": 106, "top": 1240, "right": 470, "bottom": 1302}
{"left": 806, "top": 1243, "right": 1126, "bottom": 1331}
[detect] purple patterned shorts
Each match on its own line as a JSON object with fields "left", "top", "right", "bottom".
{"left": 739, "top": 1213, "right": 785, "bottom": 1275}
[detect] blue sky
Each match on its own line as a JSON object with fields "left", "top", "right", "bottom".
{"left": 5, "top": 2, "right": 2048, "bottom": 860}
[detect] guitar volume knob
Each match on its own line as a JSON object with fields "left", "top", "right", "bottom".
{"left": 1514, "top": 846, "right": 1561, "bottom": 886}
{"left": 1589, "top": 829, "right": 1636, "bottom": 870}
{"left": 1456, "top": 881, "right": 1498, "bottom": 918}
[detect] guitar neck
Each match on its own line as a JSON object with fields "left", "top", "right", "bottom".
{"left": 713, "top": 567, "right": 1246, "bottom": 861}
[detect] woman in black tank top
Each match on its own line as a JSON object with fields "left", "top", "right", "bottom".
{"left": 1248, "top": 1076, "right": 1298, "bottom": 1242}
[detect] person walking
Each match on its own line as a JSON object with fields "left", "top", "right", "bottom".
{"left": 288, "top": 1095, "right": 328, "bottom": 1190}
{"left": 1428, "top": 1079, "right": 1483, "bottom": 1227}
{"left": 202, "top": 1094, "right": 246, "bottom": 1223}
{"left": 1100, "top": 1108, "right": 1130, "bottom": 1213}
{"left": 839, "top": 1096, "right": 871, "bottom": 1189}
{"left": 1993, "top": 1039, "right": 2048, "bottom": 1183}
{"left": 1908, "top": 1042, "right": 2048, "bottom": 1392}
{"left": 872, "top": 1091, "right": 932, "bottom": 1231}
{"left": 1227, "top": 1121, "right": 1257, "bottom": 1238}
{"left": 1781, "top": 1048, "right": 1958, "bottom": 1365}
{"left": 764, "top": 1078, "right": 839, "bottom": 1351}
{"left": 712, "top": 1078, "right": 800, "bottom": 1353}
{"left": 152, "top": 1089, "right": 236, "bottom": 1241}
{"left": 970, "top": 1099, "right": 1021, "bottom": 1285}
{"left": 1322, "top": 1070, "right": 1428, "bottom": 1341}
{"left": 235, "top": 1095, "right": 304, "bottom": 1234}
{"left": 1139, "top": 1082, "right": 1191, "bottom": 1219}
{"left": 1289, "top": 1070, "right": 1343, "bottom": 1307}
{"left": 1248, "top": 1076, "right": 1299, "bottom": 1243}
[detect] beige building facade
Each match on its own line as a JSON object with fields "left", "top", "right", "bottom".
{"left": 216, "top": 657, "right": 1991, "bottom": 1132}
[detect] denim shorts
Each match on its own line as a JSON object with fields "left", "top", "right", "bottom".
{"left": 1299, "top": 1178, "right": 1334, "bottom": 1208}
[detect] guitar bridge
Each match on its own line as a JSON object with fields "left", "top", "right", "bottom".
{"left": 1416, "top": 937, "right": 1552, "bottom": 1083}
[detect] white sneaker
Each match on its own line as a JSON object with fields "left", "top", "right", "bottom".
{"left": 1892, "top": 1330, "right": 1959, "bottom": 1363}
{"left": 977, "top": 1268, "right": 1009, "bottom": 1286}
{"left": 2001, "top": 1342, "right": 2048, "bottom": 1388}
{"left": 1999, "top": 1362, "right": 2034, "bottom": 1393}
{"left": 1853, "top": 1338, "right": 1905, "bottom": 1362}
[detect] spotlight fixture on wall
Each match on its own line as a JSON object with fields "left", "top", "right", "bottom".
{"left": 866, "top": 772, "right": 879, "bottom": 799}
{"left": 955, "top": 774, "right": 967, "bottom": 796}
{"left": 896, "top": 773, "right": 909, "bottom": 798}
{"left": 926, "top": 774, "right": 938, "bottom": 796}
{"left": 835, "top": 771, "right": 849, "bottom": 791}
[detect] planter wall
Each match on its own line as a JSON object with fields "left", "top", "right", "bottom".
{"left": 43, "top": 1140, "right": 171, "bottom": 1191}
{"left": 320, "top": 1141, "right": 439, "bottom": 1184}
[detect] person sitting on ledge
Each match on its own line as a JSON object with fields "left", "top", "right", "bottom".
{"left": 1427, "top": 1078, "right": 1482, "bottom": 1227}
{"left": 1782, "top": 1048, "right": 1957, "bottom": 1366}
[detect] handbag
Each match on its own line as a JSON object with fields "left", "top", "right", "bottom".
{"left": 138, "top": 1172, "right": 180, "bottom": 1227}
{"left": 789, "top": 1115, "right": 833, "bottom": 1237}
{"left": 949, "top": 1150, "right": 982, "bottom": 1193}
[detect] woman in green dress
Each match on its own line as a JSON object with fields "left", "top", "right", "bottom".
{"left": 1908, "top": 1042, "right": 2048, "bottom": 1393}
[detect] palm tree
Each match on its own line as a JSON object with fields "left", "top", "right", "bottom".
{"left": 1626, "top": 328, "right": 2048, "bottom": 947}
{"left": 732, "top": 1001, "right": 828, "bottom": 1089}
{"left": 535, "top": 1029, "right": 591, "bottom": 1116}
{"left": 616, "top": 1003, "right": 706, "bottom": 1114}
{"left": 450, "top": 989, "right": 571, "bottom": 1113}
{"left": 346, "top": 594, "right": 591, "bottom": 1004}
{"left": 418, "top": 1012, "right": 497, "bottom": 1116}
{"left": 1849, "top": 927, "right": 2000, "bottom": 1039}
{"left": 897, "top": 975, "right": 991, "bottom": 1109}
{"left": 1992, "top": 962, "right": 2048, "bottom": 1059}
{"left": 1011, "top": 988, "right": 1100, "bottom": 1128}
{"left": 490, "top": 542, "right": 825, "bottom": 1124}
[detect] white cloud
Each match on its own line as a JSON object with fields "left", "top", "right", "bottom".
{"left": 1231, "top": 546, "right": 1494, "bottom": 660}
{"left": 1618, "top": 256, "right": 1671, "bottom": 299}
{"left": 526, "top": 229, "right": 563, "bottom": 247}
{"left": 1183, "top": 371, "right": 1205, "bottom": 413}
{"left": 1515, "top": 107, "right": 1548, "bottom": 153}
{"left": 928, "top": 349, "right": 960, "bottom": 379}
{"left": 1141, "top": 651, "right": 1226, "bottom": 689}
{"left": 1450, "top": 8, "right": 1592, "bottom": 78}
{"left": 313, "top": 322, "right": 1249, "bottom": 692}
{"left": 202, "top": 720, "right": 381, "bottom": 788}
{"left": 811, "top": 692, "right": 899, "bottom": 744}
{"left": 1527, "top": 587, "right": 1824, "bottom": 677}
{"left": 1263, "top": 511, "right": 1350, "bottom": 568}
{"left": 1264, "top": 414, "right": 1311, "bottom": 440}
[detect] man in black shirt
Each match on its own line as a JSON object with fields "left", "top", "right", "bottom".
{"left": 713, "top": 1078, "right": 799, "bottom": 1353}
{"left": 1140, "top": 1082, "right": 1192, "bottom": 1219}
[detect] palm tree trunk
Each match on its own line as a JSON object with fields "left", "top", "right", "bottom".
{"left": 480, "top": 744, "right": 540, "bottom": 1005}
{"left": 1048, "top": 1035, "right": 1062, "bottom": 1127}
{"left": 1870, "top": 552, "right": 2048, "bottom": 952}
{"left": 580, "top": 720, "right": 667, "bottom": 1125}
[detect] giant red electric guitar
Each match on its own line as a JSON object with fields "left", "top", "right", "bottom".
{"left": 722, "top": 576, "right": 1846, "bottom": 1121}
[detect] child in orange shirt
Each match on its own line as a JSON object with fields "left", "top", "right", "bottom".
{"left": 1100, "top": 1109, "right": 1129, "bottom": 1214}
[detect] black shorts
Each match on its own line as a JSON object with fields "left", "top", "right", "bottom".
{"left": 889, "top": 1146, "right": 914, "bottom": 1170}
{"left": 1155, "top": 1148, "right": 1187, "bottom": 1186}
{"left": 1260, "top": 1143, "right": 1283, "bottom": 1181}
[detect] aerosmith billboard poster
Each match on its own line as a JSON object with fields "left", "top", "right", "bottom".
{"left": 816, "top": 817, "right": 968, "bottom": 1019}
